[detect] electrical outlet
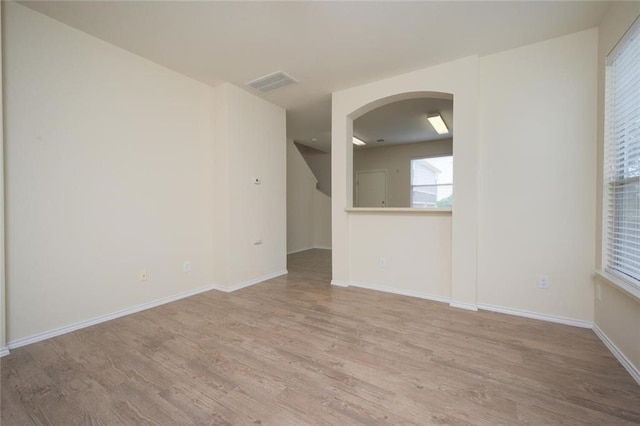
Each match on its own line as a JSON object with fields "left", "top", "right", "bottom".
{"left": 139, "top": 270, "right": 148, "bottom": 282}
{"left": 380, "top": 257, "right": 387, "bottom": 268}
{"left": 538, "top": 275, "right": 550, "bottom": 289}
{"left": 183, "top": 261, "right": 192, "bottom": 273}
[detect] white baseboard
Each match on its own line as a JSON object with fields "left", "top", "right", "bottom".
{"left": 477, "top": 303, "right": 593, "bottom": 329}
{"left": 0, "top": 346, "right": 9, "bottom": 357}
{"left": 8, "top": 282, "right": 223, "bottom": 350}
{"left": 288, "top": 246, "right": 331, "bottom": 255}
{"left": 287, "top": 247, "right": 315, "bottom": 255}
{"left": 8, "top": 270, "right": 288, "bottom": 350}
{"left": 211, "top": 270, "right": 288, "bottom": 293}
{"left": 349, "top": 281, "right": 450, "bottom": 304}
{"left": 330, "top": 279, "right": 350, "bottom": 288}
{"left": 593, "top": 324, "right": 640, "bottom": 385}
{"left": 449, "top": 301, "right": 479, "bottom": 311}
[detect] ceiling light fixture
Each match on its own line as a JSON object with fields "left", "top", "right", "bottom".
{"left": 352, "top": 137, "right": 366, "bottom": 146}
{"left": 427, "top": 113, "right": 449, "bottom": 135}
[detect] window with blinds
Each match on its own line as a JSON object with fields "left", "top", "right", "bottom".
{"left": 604, "top": 17, "right": 640, "bottom": 288}
{"left": 410, "top": 155, "right": 453, "bottom": 208}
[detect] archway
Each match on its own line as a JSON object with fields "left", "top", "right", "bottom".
{"left": 330, "top": 57, "right": 479, "bottom": 310}
{"left": 350, "top": 93, "right": 453, "bottom": 208}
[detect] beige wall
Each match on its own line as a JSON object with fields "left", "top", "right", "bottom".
{"left": 297, "top": 144, "right": 331, "bottom": 197}
{"left": 287, "top": 139, "right": 331, "bottom": 253}
{"left": 0, "top": 3, "right": 5, "bottom": 353}
{"left": 287, "top": 139, "right": 316, "bottom": 253}
{"left": 5, "top": 2, "right": 213, "bottom": 341}
{"left": 332, "top": 56, "right": 479, "bottom": 307}
{"left": 333, "top": 29, "right": 599, "bottom": 322}
{"left": 477, "top": 29, "right": 598, "bottom": 322}
{"left": 353, "top": 139, "right": 452, "bottom": 208}
{"left": 350, "top": 211, "right": 451, "bottom": 300}
{"left": 313, "top": 191, "right": 331, "bottom": 249}
{"left": 595, "top": 278, "right": 640, "bottom": 379}
{"left": 4, "top": 3, "right": 286, "bottom": 344}
{"left": 215, "top": 83, "right": 287, "bottom": 287}
{"left": 594, "top": 1, "right": 640, "bottom": 381}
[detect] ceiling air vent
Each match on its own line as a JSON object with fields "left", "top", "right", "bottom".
{"left": 246, "top": 71, "right": 298, "bottom": 93}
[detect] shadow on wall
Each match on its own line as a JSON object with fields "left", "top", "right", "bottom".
{"left": 294, "top": 142, "right": 331, "bottom": 197}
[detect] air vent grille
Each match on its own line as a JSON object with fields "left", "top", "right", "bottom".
{"left": 246, "top": 71, "right": 298, "bottom": 93}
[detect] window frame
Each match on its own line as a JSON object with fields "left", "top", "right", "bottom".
{"left": 603, "top": 16, "right": 640, "bottom": 293}
{"left": 409, "top": 154, "right": 453, "bottom": 209}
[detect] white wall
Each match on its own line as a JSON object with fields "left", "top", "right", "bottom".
{"left": 4, "top": 3, "right": 286, "bottom": 344}
{"left": 0, "top": 3, "right": 6, "bottom": 354}
{"left": 332, "top": 57, "right": 479, "bottom": 307}
{"left": 594, "top": 1, "right": 640, "bottom": 380}
{"left": 353, "top": 139, "right": 452, "bottom": 207}
{"left": 313, "top": 191, "right": 331, "bottom": 250}
{"left": 349, "top": 211, "right": 451, "bottom": 300}
{"left": 287, "top": 139, "right": 331, "bottom": 254}
{"left": 5, "top": 2, "right": 215, "bottom": 341}
{"left": 211, "top": 86, "right": 231, "bottom": 287}
{"left": 477, "top": 29, "right": 598, "bottom": 322}
{"left": 296, "top": 143, "right": 331, "bottom": 196}
{"left": 287, "top": 138, "right": 316, "bottom": 253}
{"left": 215, "top": 83, "right": 287, "bottom": 287}
{"left": 332, "top": 29, "right": 599, "bottom": 323}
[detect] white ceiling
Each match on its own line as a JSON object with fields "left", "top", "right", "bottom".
{"left": 354, "top": 97, "right": 453, "bottom": 149}
{"left": 21, "top": 1, "right": 611, "bottom": 152}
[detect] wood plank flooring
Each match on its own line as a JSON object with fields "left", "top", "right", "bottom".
{"left": 2, "top": 248, "right": 639, "bottom": 425}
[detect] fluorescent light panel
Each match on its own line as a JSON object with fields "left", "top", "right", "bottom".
{"left": 427, "top": 113, "right": 449, "bottom": 135}
{"left": 352, "top": 137, "right": 366, "bottom": 146}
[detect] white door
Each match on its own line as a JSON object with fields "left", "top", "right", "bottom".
{"left": 356, "top": 170, "right": 386, "bottom": 207}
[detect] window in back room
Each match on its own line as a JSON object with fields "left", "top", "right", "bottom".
{"left": 410, "top": 155, "right": 453, "bottom": 208}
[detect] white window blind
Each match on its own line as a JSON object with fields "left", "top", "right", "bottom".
{"left": 605, "top": 17, "right": 640, "bottom": 288}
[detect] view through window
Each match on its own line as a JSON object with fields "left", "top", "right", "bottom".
{"left": 410, "top": 155, "right": 453, "bottom": 208}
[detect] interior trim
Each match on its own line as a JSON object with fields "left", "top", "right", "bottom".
{"left": 330, "top": 280, "right": 350, "bottom": 287}
{"left": 345, "top": 207, "right": 452, "bottom": 214}
{"left": 450, "top": 301, "right": 479, "bottom": 311}
{"left": 349, "top": 280, "right": 450, "bottom": 304}
{"left": 210, "top": 270, "right": 288, "bottom": 293}
{"left": 594, "top": 269, "right": 640, "bottom": 301}
{"left": 477, "top": 303, "right": 593, "bottom": 328}
{"left": 593, "top": 323, "right": 640, "bottom": 385}
{"left": 7, "top": 270, "right": 288, "bottom": 351}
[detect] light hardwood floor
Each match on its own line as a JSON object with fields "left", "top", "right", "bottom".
{"left": 2, "top": 249, "right": 639, "bottom": 425}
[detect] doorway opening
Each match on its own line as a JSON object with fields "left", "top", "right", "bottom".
{"left": 356, "top": 170, "right": 387, "bottom": 207}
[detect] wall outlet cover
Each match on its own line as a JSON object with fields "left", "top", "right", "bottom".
{"left": 538, "top": 275, "right": 550, "bottom": 289}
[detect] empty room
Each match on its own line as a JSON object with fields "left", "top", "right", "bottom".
{"left": 1, "top": 1, "right": 640, "bottom": 424}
